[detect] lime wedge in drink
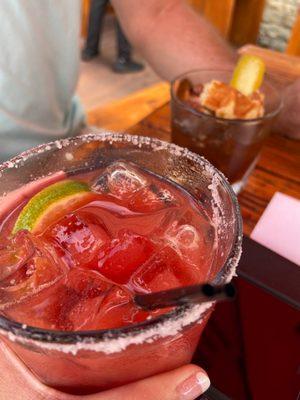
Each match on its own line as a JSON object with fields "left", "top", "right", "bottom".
{"left": 231, "top": 54, "right": 265, "bottom": 96}
{"left": 13, "top": 180, "right": 91, "bottom": 234}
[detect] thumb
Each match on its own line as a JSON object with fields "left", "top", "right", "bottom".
{"left": 85, "top": 364, "right": 210, "bottom": 400}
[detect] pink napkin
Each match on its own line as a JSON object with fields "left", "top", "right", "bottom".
{"left": 251, "top": 192, "right": 300, "bottom": 266}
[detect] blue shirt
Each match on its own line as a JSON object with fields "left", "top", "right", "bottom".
{"left": 0, "top": 0, "right": 85, "bottom": 161}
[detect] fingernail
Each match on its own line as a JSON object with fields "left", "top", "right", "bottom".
{"left": 176, "top": 371, "right": 210, "bottom": 399}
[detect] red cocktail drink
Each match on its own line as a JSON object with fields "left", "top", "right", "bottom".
{"left": 0, "top": 133, "right": 242, "bottom": 394}
{"left": 1, "top": 161, "right": 215, "bottom": 330}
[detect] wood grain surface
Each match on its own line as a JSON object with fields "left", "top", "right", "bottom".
{"left": 87, "top": 82, "right": 170, "bottom": 131}
{"left": 127, "top": 104, "right": 300, "bottom": 236}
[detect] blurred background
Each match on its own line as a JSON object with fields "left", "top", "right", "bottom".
{"left": 79, "top": 0, "right": 300, "bottom": 112}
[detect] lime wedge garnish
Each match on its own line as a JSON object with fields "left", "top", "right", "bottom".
{"left": 13, "top": 180, "right": 90, "bottom": 234}
{"left": 230, "top": 55, "right": 265, "bottom": 96}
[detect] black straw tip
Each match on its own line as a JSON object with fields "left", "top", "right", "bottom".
{"left": 202, "top": 283, "right": 235, "bottom": 299}
{"left": 225, "top": 283, "right": 236, "bottom": 298}
{"left": 134, "top": 282, "right": 236, "bottom": 311}
{"left": 202, "top": 284, "right": 216, "bottom": 297}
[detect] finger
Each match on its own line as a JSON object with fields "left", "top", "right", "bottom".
{"left": 84, "top": 364, "right": 210, "bottom": 400}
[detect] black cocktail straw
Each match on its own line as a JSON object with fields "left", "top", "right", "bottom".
{"left": 134, "top": 283, "right": 235, "bottom": 310}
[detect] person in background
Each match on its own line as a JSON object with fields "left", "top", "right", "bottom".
{"left": 81, "top": 0, "right": 144, "bottom": 73}
{"left": 0, "top": 0, "right": 299, "bottom": 164}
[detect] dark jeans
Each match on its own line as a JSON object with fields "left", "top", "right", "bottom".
{"left": 85, "top": 0, "right": 131, "bottom": 60}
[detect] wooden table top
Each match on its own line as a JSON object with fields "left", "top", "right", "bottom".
{"left": 127, "top": 103, "right": 300, "bottom": 236}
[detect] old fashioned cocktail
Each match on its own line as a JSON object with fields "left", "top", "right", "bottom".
{"left": 171, "top": 58, "right": 282, "bottom": 193}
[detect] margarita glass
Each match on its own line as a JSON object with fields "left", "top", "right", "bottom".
{"left": 0, "top": 132, "right": 242, "bottom": 394}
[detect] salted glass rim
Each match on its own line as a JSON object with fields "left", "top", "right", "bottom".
{"left": 0, "top": 132, "right": 242, "bottom": 350}
{"left": 170, "top": 69, "right": 283, "bottom": 123}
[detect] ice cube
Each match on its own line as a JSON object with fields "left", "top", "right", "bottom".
{"left": 129, "top": 183, "right": 177, "bottom": 212}
{"left": 0, "top": 231, "right": 35, "bottom": 281}
{"left": 167, "top": 223, "right": 202, "bottom": 251}
{"left": 59, "top": 269, "right": 112, "bottom": 331}
{"left": 97, "top": 229, "right": 155, "bottom": 284}
{"left": 5, "top": 268, "right": 112, "bottom": 331}
{"left": 0, "top": 231, "right": 68, "bottom": 310}
{"left": 92, "top": 162, "right": 147, "bottom": 201}
{"left": 164, "top": 222, "right": 207, "bottom": 282}
{"left": 44, "top": 211, "right": 110, "bottom": 269}
{"left": 130, "top": 246, "right": 186, "bottom": 293}
{"left": 92, "top": 162, "right": 178, "bottom": 213}
{"left": 92, "top": 286, "right": 132, "bottom": 329}
{"left": 94, "top": 286, "right": 163, "bottom": 329}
